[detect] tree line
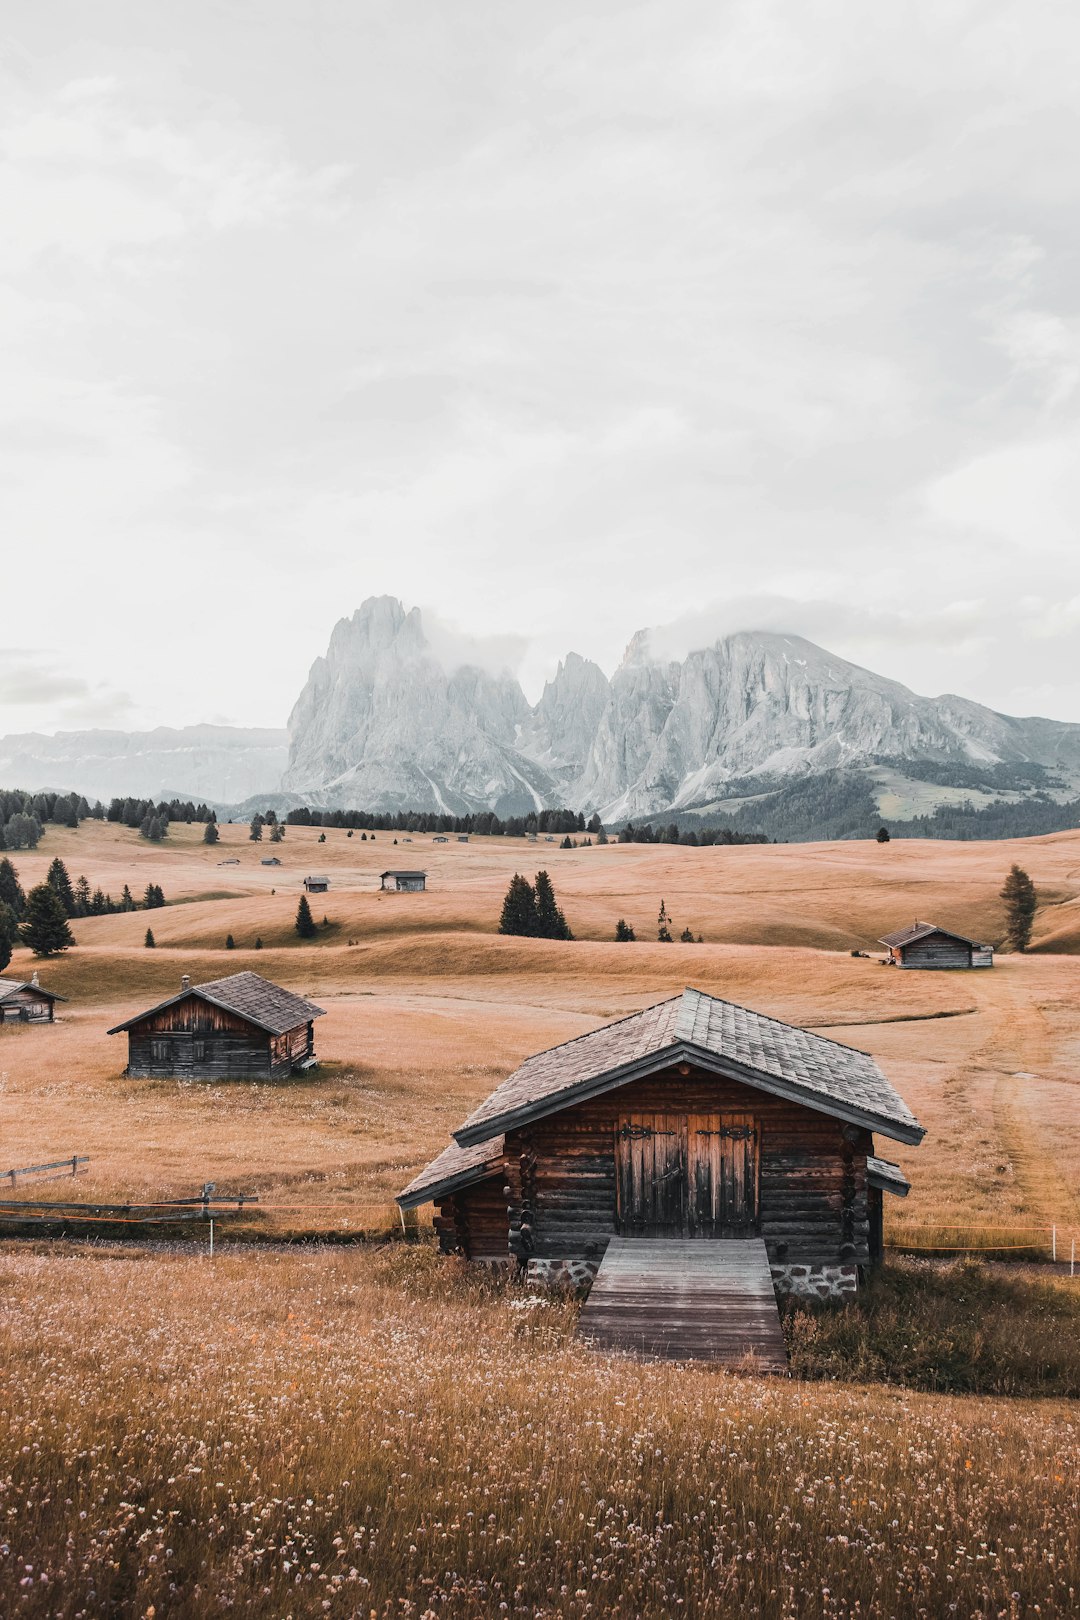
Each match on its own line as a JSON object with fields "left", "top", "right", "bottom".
{"left": 0, "top": 856, "right": 168, "bottom": 968}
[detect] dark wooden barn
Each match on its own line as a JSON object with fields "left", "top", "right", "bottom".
{"left": 303, "top": 874, "right": 329, "bottom": 893}
{"left": 0, "top": 974, "right": 64, "bottom": 1025}
{"left": 108, "top": 971, "right": 325, "bottom": 1080}
{"left": 879, "top": 921, "right": 993, "bottom": 969}
{"left": 380, "top": 869, "right": 427, "bottom": 892}
{"left": 399, "top": 988, "right": 923, "bottom": 1300}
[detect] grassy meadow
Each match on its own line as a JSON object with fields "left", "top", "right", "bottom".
{"left": 2, "top": 817, "right": 1080, "bottom": 1615}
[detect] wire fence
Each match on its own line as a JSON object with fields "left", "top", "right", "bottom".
{"left": 886, "top": 1221, "right": 1079, "bottom": 1272}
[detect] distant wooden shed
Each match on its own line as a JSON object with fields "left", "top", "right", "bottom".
{"left": 399, "top": 988, "right": 924, "bottom": 1297}
{"left": 879, "top": 921, "right": 993, "bottom": 970}
{"left": 0, "top": 975, "right": 64, "bottom": 1026}
{"left": 107, "top": 971, "right": 325, "bottom": 1079}
{"left": 380, "top": 870, "right": 427, "bottom": 892}
{"left": 303, "top": 874, "right": 329, "bottom": 893}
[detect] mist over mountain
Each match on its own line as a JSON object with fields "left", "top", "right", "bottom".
{"left": 0, "top": 725, "right": 288, "bottom": 806}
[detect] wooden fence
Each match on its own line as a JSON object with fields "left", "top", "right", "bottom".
{"left": 5, "top": 1155, "right": 89, "bottom": 1189}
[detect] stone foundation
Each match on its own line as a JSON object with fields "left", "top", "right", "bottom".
{"left": 525, "top": 1257, "right": 600, "bottom": 1291}
{"left": 770, "top": 1263, "right": 857, "bottom": 1299}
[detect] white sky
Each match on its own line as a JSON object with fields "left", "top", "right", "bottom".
{"left": 3, "top": 0, "right": 1080, "bottom": 734}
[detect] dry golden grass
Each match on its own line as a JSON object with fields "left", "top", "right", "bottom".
{"left": 0, "top": 1243, "right": 1077, "bottom": 1619}
{"left": 3, "top": 818, "right": 1080, "bottom": 1248}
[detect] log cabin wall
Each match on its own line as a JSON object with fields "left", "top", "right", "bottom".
{"left": 896, "top": 933, "right": 972, "bottom": 969}
{"left": 0, "top": 990, "right": 54, "bottom": 1023}
{"left": 435, "top": 1176, "right": 509, "bottom": 1263}
{"left": 500, "top": 1065, "right": 871, "bottom": 1272}
{"left": 124, "top": 994, "right": 281, "bottom": 1078}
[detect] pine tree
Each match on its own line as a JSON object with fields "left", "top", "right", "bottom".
{"left": 560, "top": 835, "right": 573, "bottom": 849}
{"left": 876, "top": 827, "right": 890, "bottom": 843}
{"left": 46, "top": 858, "right": 76, "bottom": 917}
{"left": 657, "top": 900, "right": 673, "bottom": 943}
{"left": 680, "top": 926, "right": 695, "bottom": 942}
{"left": 73, "top": 875, "right": 91, "bottom": 917}
{"left": 4, "top": 812, "right": 40, "bottom": 850}
{"left": 318, "top": 832, "right": 326, "bottom": 843}
{"left": 203, "top": 821, "right": 220, "bottom": 845}
{"left": 597, "top": 826, "right": 608, "bottom": 845}
{"left": 0, "top": 902, "right": 18, "bottom": 973}
{"left": 498, "top": 874, "right": 538, "bottom": 937}
{"left": 144, "top": 928, "right": 156, "bottom": 948}
{"left": 120, "top": 884, "right": 136, "bottom": 912}
{"left": 614, "top": 918, "right": 635, "bottom": 942}
{"left": 269, "top": 822, "right": 284, "bottom": 843}
{"left": 534, "top": 870, "right": 573, "bottom": 940}
{"left": 295, "top": 895, "right": 317, "bottom": 938}
{"left": 1000, "top": 863, "right": 1038, "bottom": 952}
{"left": 0, "top": 857, "right": 24, "bottom": 918}
{"left": 20, "top": 883, "right": 75, "bottom": 956}
{"left": 249, "top": 815, "right": 263, "bottom": 842}
{"left": 225, "top": 934, "right": 236, "bottom": 950}
{"left": 254, "top": 936, "right": 263, "bottom": 950}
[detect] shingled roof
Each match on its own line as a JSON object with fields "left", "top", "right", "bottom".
{"left": 107, "top": 971, "right": 325, "bottom": 1037}
{"left": 398, "top": 1134, "right": 506, "bottom": 1210}
{"left": 0, "top": 978, "right": 64, "bottom": 1004}
{"left": 879, "top": 920, "right": 986, "bottom": 950}
{"left": 452, "top": 988, "right": 924, "bottom": 1149}
{"left": 867, "top": 1155, "right": 911, "bottom": 1197}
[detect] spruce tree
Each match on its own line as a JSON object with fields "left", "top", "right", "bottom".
{"left": 225, "top": 934, "right": 236, "bottom": 950}
{"left": 203, "top": 821, "right": 220, "bottom": 845}
{"left": 4, "top": 813, "right": 39, "bottom": 851}
{"left": 270, "top": 822, "right": 284, "bottom": 843}
{"left": 254, "top": 936, "right": 263, "bottom": 950}
{"left": 120, "top": 884, "right": 135, "bottom": 912}
{"left": 657, "top": 900, "right": 673, "bottom": 943}
{"left": 144, "top": 928, "right": 156, "bottom": 948}
{"left": 534, "top": 870, "right": 573, "bottom": 940}
{"left": 249, "top": 815, "right": 263, "bottom": 842}
{"left": 876, "top": 826, "right": 890, "bottom": 843}
{"left": 498, "top": 874, "right": 538, "bottom": 937}
{"left": 20, "top": 883, "right": 75, "bottom": 956}
{"left": 73, "top": 875, "right": 91, "bottom": 916}
{"left": 295, "top": 895, "right": 317, "bottom": 938}
{"left": 0, "top": 857, "right": 24, "bottom": 918}
{"left": 0, "top": 902, "right": 18, "bottom": 972}
{"left": 46, "top": 857, "right": 76, "bottom": 917}
{"left": 680, "top": 926, "right": 695, "bottom": 942}
{"left": 1001, "top": 864, "right": 1038, "bottom": 952}
{"left": 614, "top": 918, "right": 635, "bottom": 942}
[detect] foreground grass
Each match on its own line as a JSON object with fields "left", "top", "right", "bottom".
{"left": 784, "top": 1258, "right": 1080, "bottom": 1396}
{"left": 0, "top": 1245, "right": 1077, "bottom": 1618}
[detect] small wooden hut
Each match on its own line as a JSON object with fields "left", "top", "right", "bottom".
{"left": 398, "top": 988, "right": 923, "bottom": 1297}
{"left": 380, "top": 870, "right": 427, "bottom": 892}
{"left": 0, "top": 975, "right": 64, "bottom": 1025}
{"left": 303, "top": 874, "right": 329, "bottom": 893}
{"left": 108, "top": 971, "right": 325, "bottom": 1079}
{"left": 879, "top": 921, "right": 993, "bottom": 969}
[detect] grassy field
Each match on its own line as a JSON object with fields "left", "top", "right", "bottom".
{"left": 2, "top": 818, "right": 1080, "bottom": 1245}
{"left": 0, "top": 1243, "right": 1078, "bottom": 1620}
{"left": 2, "top": 818, "right": 1080, "bottom": 1616}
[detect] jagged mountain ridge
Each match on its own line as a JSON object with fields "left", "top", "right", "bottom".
{"left": 283, "top": 598, "right": 1080, "bottom": 818}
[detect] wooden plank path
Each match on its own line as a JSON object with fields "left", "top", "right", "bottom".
{"left": 577, "top": 1237, "right": 788, "bottom": 1370}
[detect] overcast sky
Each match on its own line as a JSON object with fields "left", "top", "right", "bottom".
{"left": 4, "top": 0, "right": 1080, "bottom": 735}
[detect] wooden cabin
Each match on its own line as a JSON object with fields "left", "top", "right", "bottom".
{"left": 879, "top": 921, "right": 993, "bottom": 969}
{"left": 303, "top": 874, "right": 329, "bottom": 893}
{"left": 0, "top": 975, "right": 63, "bottom": 1025}
{"left": 399, "top": 989, "right": 923, "bottom": 1297}
{"left": 108, "top": 971, "right": 325, "bottom": 1080}
{"left": 380, "top": 869, "right": 427, "bottom": 892}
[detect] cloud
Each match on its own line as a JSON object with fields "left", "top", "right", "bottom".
{"left": 0, "top": 651, "right": 136, "bottom": 733}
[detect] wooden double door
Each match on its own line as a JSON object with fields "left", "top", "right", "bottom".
{"left": 616, "top": 1111, "right": 759, "bottom": 1237}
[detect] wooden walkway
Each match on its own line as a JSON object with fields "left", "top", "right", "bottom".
{"left": 577, "top": 1237, "right": 788, "bottom": 1370}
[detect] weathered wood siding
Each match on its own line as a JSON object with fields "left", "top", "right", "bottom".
{"left": 434, "top": 1176, "right": 509, "bottom": 1263}
{"left": 0, "top": 989, "right": 54, "bottom": 1024}
{"left": 123, "top": 994, "right": 312, "bottom": 1079}
{"left": 894, "top": 933, "right": 972, "bottom": 969}
{"left": 496, "top": 1066, "right": 871, "bottom": 1270}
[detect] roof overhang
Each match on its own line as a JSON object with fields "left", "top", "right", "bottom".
{"left": 867, "top": 1155, "right": 911, "bottom": 1197}
{"left": 0, "top": 984, "right": 65, "bottom": 1004}
{"left": 396, "top": 1147, "right": 506, "bottom": 1210}
{"left": 107, "top": 986, "right": 325, "bottom": 1036}
{"left": 453, "top": 1039, "right": 925, "bottom": 1151}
